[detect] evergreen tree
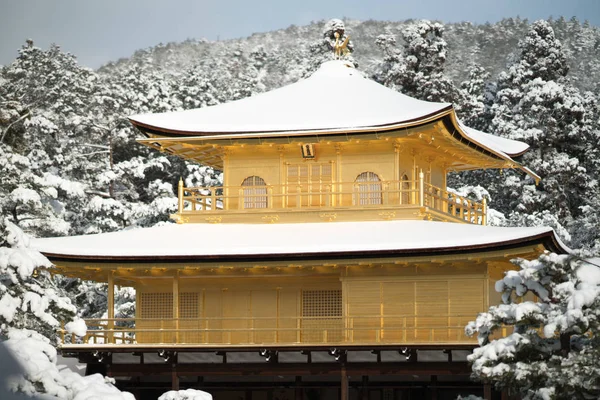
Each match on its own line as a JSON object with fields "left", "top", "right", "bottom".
{"left": 374, "top": 20, "right": 458, "bottom": 103}
{"left": 0, "top": 218, "right": 83, "bottom": 342}
{"left": 466, "top": 253, "right": 600, "bottom": 399}
{"left": 488, "top": 20, "right": 597, "bottom": 241}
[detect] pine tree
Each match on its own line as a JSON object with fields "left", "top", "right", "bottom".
{"left": 0, "top": 218, "right": 82, "bottom": 342}
{"left": 488, "top": 20, "right": 597, "bottom": 241}
{"left": 466, "top": 253, "right": 600, "bottom": 399}
{"left": 374, "top": 20, "right": 458, "bottom": 103}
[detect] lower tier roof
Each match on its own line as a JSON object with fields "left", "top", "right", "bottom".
{"left": 31, "top": 220, "right": 569, "bottom": 262}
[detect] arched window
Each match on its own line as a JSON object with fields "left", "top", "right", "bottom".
{"left": 401, "top": 174, "right": 411, "bottom": 205}
{"left": 355, "top": 172, "right": 382, "bottom": 205}
{"left": 242, "top": 176, "right": 267, "bottom": 209}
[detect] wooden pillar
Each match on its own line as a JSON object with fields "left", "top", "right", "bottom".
{"left": 177, "top": 178, "right": 184, "bottom": 214}
{"left": 430, "top": 375, "right": 438, "bottom": 400}
{"left": 418, "top": 169, "right": 424, "bottom": 207}
{"left": 335, "top": 144, "right": 342, "bottom": 206}
{"left": 107, "top": 271, "right": 114, "bottom": 344}
{"left": 341, "top": 366, "right": 349, "bottom": 400}
{"left": 295, "top": 376, "right": 303, "bottom": 400}
{"left": 245, "top": 390, "right": 253, "bottom": 400}
{"left": 482, "top": 196, "right": 488, "bottom": 226}
{"left": 484, "top": 384, "right": 492, "bottom": 400}
{"left": 501, "top": 389, "right": 509, "bottom": 400}
{"left": 173, "top": 273, "right": 180, "bottom": 344}
{"left": 171, "top": 368, "right": 179, "bottom": 391}
{"left": 360, "top": 375, "right": 368, "bottom": 400}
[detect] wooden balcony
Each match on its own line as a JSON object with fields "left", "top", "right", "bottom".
{"left": 174, "top": 175, "right": 487, "bottom": 225}
{"left": 60, "top": 315, "right": 481, "bottom": 348}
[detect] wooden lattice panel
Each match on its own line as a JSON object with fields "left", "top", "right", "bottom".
{"left": 301, "top": 290, "right": 342, "bottom": 343}
{"left": 287, "top": 163, "right": 333, "bottom": 207}
{"left": 138, "top": 292, "right": 202, "bottom": 344}
{"left": 346, "top": 281, "right": 380, "bottom": 342}
{"left": 415, "top": 281, "right": 449, "bottom": 341}
{"left": 138, "top": 292, "right": 173, "bottom": 343}
{"left": 179, "top": 292, "right": 201, "bottom": 343}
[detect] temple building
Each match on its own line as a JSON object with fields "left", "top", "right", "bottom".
{"left": 33, "top": 59, "right": 568, "bottom": 400}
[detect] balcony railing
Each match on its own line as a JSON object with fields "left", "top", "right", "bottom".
{"left": 60, "top": 315, "right": 482, "bottom": 347}
{"left": 177, "top": 174, "right": 487, "bottom": 225}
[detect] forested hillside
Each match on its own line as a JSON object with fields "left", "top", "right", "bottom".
{"left": 0, "top": 17, "right": 599, "bottom": 325}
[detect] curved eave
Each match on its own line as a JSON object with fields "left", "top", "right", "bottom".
{"left": 443, "top": 112, "right": 538, "bottom": 181}
{"left": 39, "top": 230, "right": 568, "bottom": 264}
{"left": 129, "top": 105, "right": 454, "bottom": 139}
{"left": 134, "top": 109, "right": 538, "bottom": 181}
{"left": 447, "top": 113, "right": 529, "bottom": 158}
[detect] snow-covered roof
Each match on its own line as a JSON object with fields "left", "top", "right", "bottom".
{"left": 459, "top": 122, "right": 530, "bottom": 157}
{"left": 130, "top": 61, "right": 448, "bottom": 134}
{"left": 130, "top": 61, "right": 528, "bottom": 158}
{"left": 32, "top": 220, "right": 569, "bottom": 261}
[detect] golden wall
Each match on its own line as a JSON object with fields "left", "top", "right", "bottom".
{"left": 224, "top": 140, "right": 447, "bottom": 199}
{"left": 133, "top": 261, "right": 511, "bottom": 346}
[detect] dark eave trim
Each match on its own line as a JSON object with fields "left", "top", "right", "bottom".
{"left": 128, "top": 105, "right": 454, "bottom": 139}
{"left": 41, "top": 230, "right": 568, "bottom": 265}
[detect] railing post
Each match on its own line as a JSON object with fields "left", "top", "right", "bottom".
{"left": 482, "top": 196, "right": 488, "bottom": 226}
{"left": 296, "top": 185, "right": 302, "bottom": 208}
{"left": 419, "top": 169, "right": 424, "bottom": 207}
{"left": 268, "top": 186, "right": 273, "bottom": 209}
{"left": 210, "top": 189, "right": 216, "bottom": 212}
{"left": 177, "top": 178, "right": 184, "bottom": 214}
{"left": 383, "top": 182, "right": 389, "bottom": 205}
{"left": 107, "top": 271, "right": 114, "bottom": 344}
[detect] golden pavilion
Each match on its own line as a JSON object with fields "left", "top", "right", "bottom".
{"left": 33, "top": 60, "right": 568, "bottom": 400}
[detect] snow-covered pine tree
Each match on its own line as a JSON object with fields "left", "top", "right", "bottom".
{"left": 374, "top": 20, "right": 458, "bottom": 103}
{"left": 0, "top": 218, "right": 82, "bottom": 341}
{"left": 456, "top": 64, "right": 492, "bottom": 130}
{"left": 466, "top": 253, "right": 600, "bottom": 399}
{"left": 483, "top": 21, "right": 598, "bottom": 243}
{"left": 0, "top": 219, "right": 135, "bottom": 398}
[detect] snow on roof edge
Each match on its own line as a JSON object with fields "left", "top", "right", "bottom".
{"left": 31, "top": 220, "right": 570, "bottom": 260}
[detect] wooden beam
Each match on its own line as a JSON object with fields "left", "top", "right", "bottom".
{"left": 173, "top": 272, "right": 180, "bottom": 344}
{"left": 107, "top": 271, "right": 114, "bottom": 344}
{"left": 295, "top": 376, "right": 303, "bottom": 400}
{"left": 106, "top": 361, "right": 471, "bottom": 377}
{"left": 484, "top": 384, "right": 492, "bottom": 400}
{"left": 341, "top": 366, "right": 349, "bottom": 400}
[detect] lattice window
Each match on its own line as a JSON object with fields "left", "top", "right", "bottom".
{"left": 241, "top": 176, "right": 267, "bottom": 209}
{"left": 179, "top": 292, "right": 199, "bottom": 319}
{"left": 355, "top": 171, "right": 382, "bottom": 205}
{"left": 140, "top": 292, "right": 173, "bottom": 319}
{"left": 138, "top": 292, "right": 173, "bottom": 344}
{"left": 139, "top": 292, "right": 200, "bottom": 318}
{"left": 138, "top": 292, "right": 201, "bottom": 344}
{"left": 301, "top": 290, "right": 342, "bottom": 343}
{"left": 302, "top": 290, "right": 342, "bottom": 317}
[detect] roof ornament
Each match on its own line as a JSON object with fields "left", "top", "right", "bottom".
{"left": 333, "top": 31, "right": 350, "bottom": 59}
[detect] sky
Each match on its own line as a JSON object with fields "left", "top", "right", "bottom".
{"left": 1, "top": 0, "right": 599, "bottom": 69}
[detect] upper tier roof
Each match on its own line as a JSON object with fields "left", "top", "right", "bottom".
{"left": 130, "top": 61, "right": 529, "bottom": 158}
{"left": 32, "top": 220, "right": 568, "bottom": 262}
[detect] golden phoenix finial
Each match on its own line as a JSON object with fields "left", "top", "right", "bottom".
{"left": 333, "top": 31, "right": 350, "bottom": 59}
